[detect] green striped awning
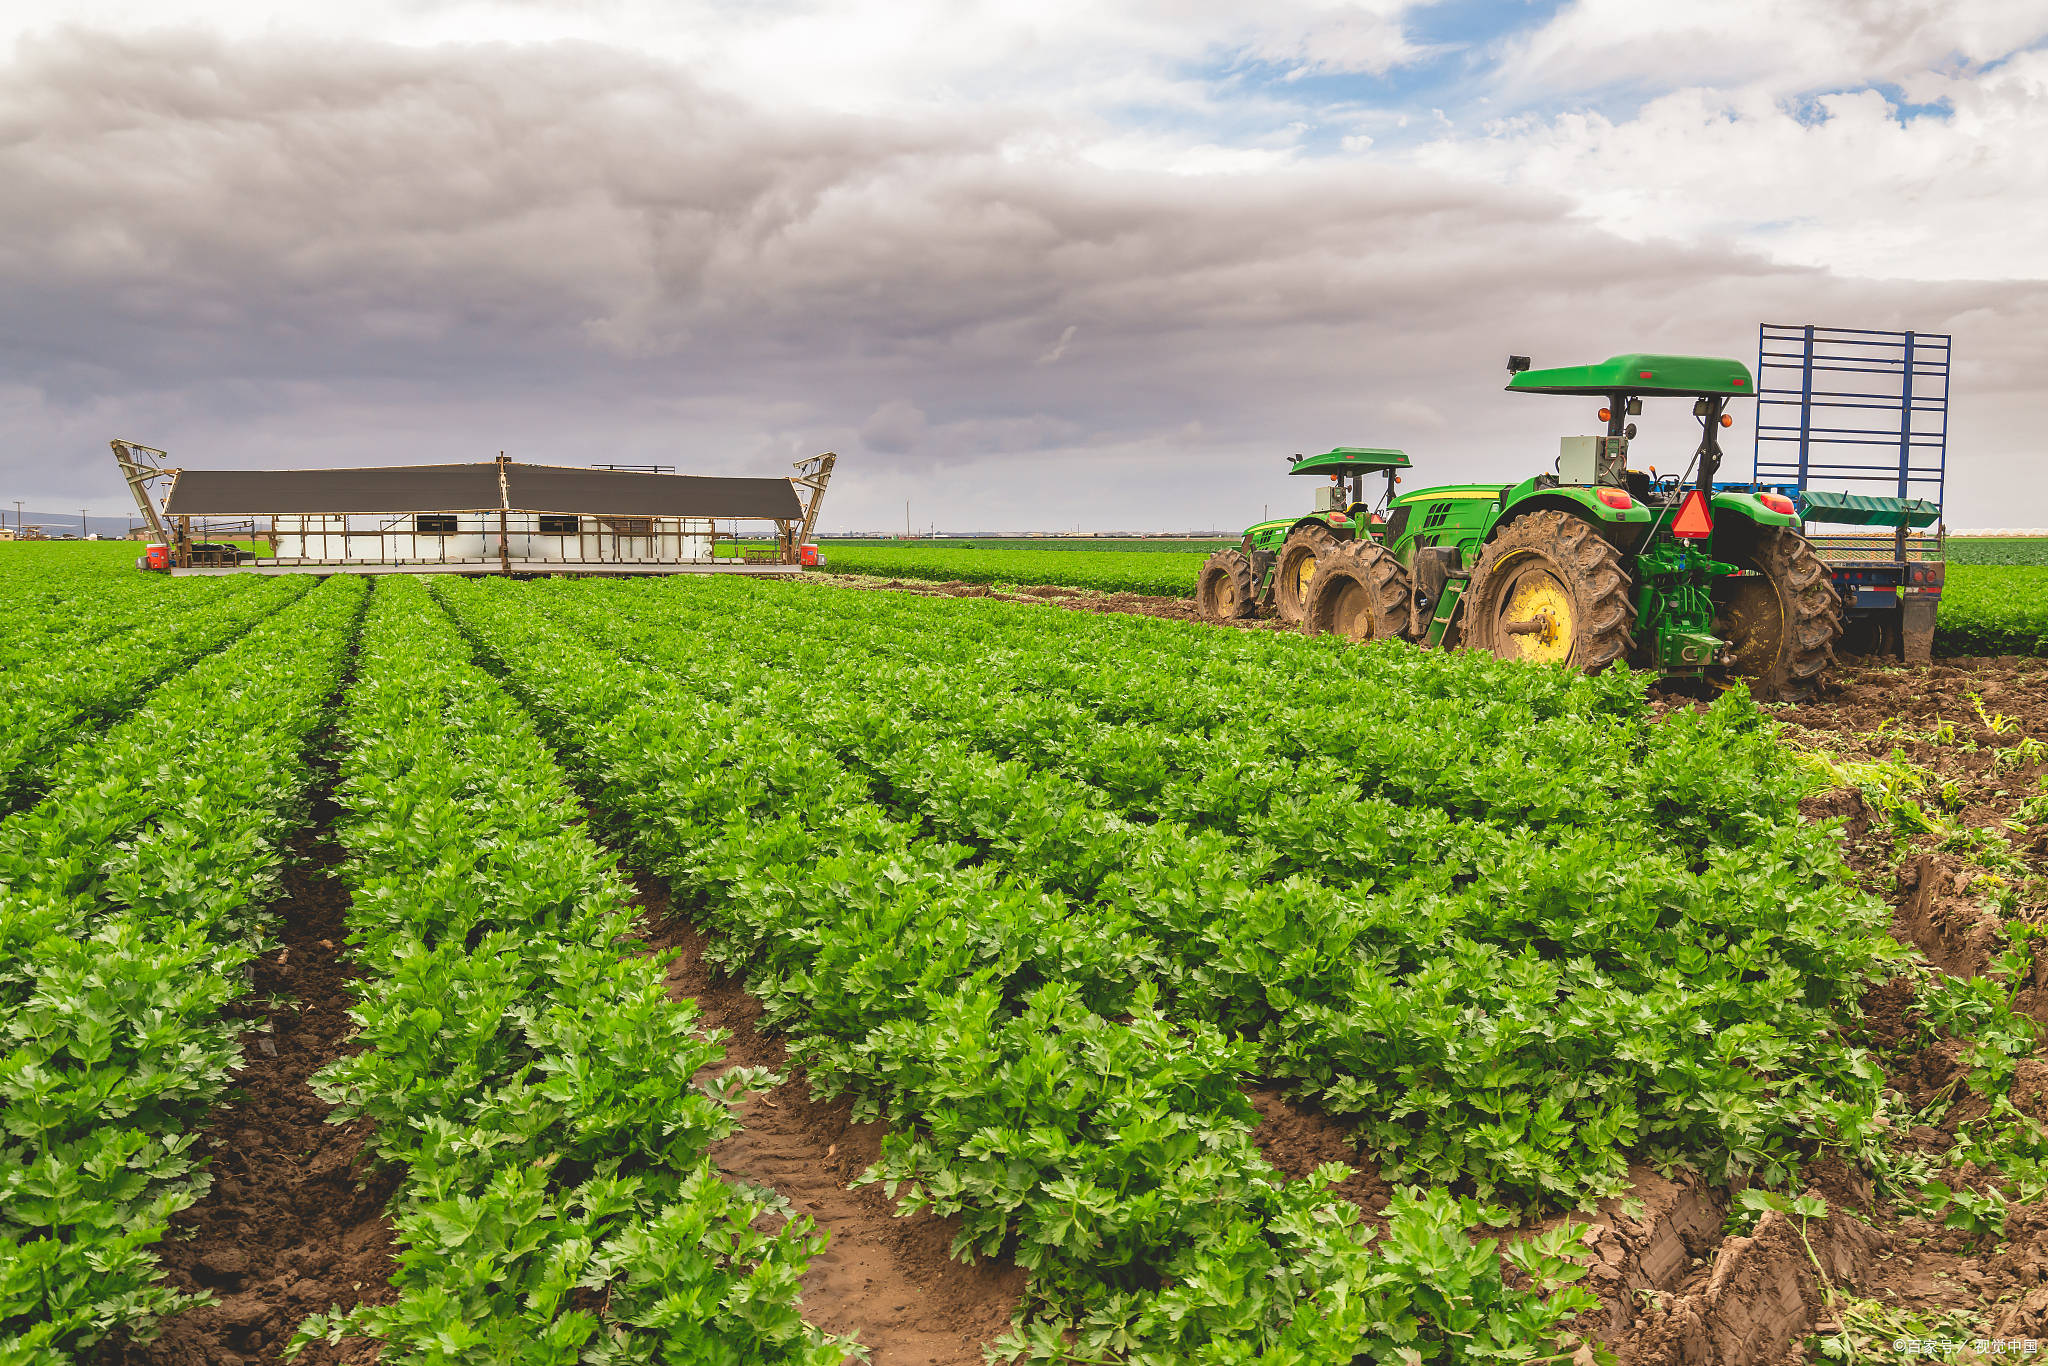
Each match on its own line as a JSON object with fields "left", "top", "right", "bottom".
{"left": 1799, "top": 491, "right": 1941, "bottom": 528}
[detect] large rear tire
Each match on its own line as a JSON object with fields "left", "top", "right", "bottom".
{"left": 1466, "top": 511, "right": 1634, "bottom": 672}
{"left": 1273, "top": 523, "right": 1339, "bottom": 624}
{"left": 1197, "top": 549, "right": 1258, "bottom": 621}
{"left": 1302, "top": 541, "right": 1411, "bottom": 642}
{"left": 1711, "top": 525, "right": 1840, "bottom": 700}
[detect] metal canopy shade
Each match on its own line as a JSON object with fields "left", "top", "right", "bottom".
{"left": 165, "top": 464, "right": 502, "bottom": 515}
{"left": 507, "top": 464, "right": 800, "bottom": 519}
{"left": 1290, "top": 447, "right": 1411, "bottom": 476}
{"left": 163, "top": 461, "right": 802, "bottom": 519}
{"left": 1507, "top": 354, "right": 1754, "bottom": 398}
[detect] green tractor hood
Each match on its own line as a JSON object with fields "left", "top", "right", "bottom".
{"left": 1290, "top": 447, "right": 1411, "bottom": 476}
{"left": 1508, "top": 354, "right": 1754, "bottom": 398}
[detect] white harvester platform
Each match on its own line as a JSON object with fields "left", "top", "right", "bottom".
{"left": 113, "top": 443, "right": 835, "bottom": 576}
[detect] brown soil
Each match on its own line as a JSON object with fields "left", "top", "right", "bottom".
{"left": 1245, "top": 1085, "right": 1395, "bottom": 1219}
{"left": 98, "top": 785, "right": 398, "bottom": 1366}
{"left": 1777, "top": 660, "right": 2048, "bottom": 998}
{"left": 1708, "top": 659, "right": 2048, "bottom": 1363}
{"left": 634, "top": 876, "right": 1027, "bottom": 1366}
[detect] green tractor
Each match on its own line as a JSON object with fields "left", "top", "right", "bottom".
{"left": 1196, "top": 353, "right": 1843, "bottom": 697}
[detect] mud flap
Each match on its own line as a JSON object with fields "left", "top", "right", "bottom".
{"left": 1902, "top": 594, "right": 1936, "bottom": 665}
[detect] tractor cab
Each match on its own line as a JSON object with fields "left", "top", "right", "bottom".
{"left": 1288, "top": 447, "right": 1410, "bottom": 526}
{"left": 1209, "top": 447, "right": 1413, "bottom": 623}
{"left": 1489, "top": 353, "right": 1815, "bottom": 676}
{"left": 1506, "top": 353, "right": 1753, "bottom": 510}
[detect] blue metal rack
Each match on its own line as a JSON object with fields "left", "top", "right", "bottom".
{"left": 1751, "top": 323, "right": 1950, "bottom": 509}
{"left": 1744, "top": 323, "right": 1952, "bottom": 661}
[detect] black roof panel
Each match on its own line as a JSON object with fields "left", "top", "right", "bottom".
{"left": 162, "top": 461, "right": 802, "bottom": 519}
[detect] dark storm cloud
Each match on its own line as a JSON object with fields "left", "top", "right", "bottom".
{"left": 2, "top": 27, "right": 2042, "bottom": 529}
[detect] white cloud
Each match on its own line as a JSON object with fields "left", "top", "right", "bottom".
{"left": 1038, "top": 324, "right": 1078, "bottom": 365}
{"left": 1497, "top": 0, "right": 2048, "bottom": 102}
{"left": 1411, "top": 48, "right": 2048, "bottom": 282}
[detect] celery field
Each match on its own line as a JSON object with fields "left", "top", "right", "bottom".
{"left": 5, "top": 544, "right": 2048, "bottom": 1365}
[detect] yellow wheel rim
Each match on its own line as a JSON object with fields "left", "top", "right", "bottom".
{"left": 1498, "top": 567, "right": 1574, "bottom": 664}
{"left": 1293, "top": 555, "right": 1316, "bottom": 598}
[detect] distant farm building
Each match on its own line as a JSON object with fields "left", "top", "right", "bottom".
{"left": 112, "top": 444, "right": 834, "bottom": 576}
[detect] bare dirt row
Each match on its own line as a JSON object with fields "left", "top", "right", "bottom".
{"left": 98, "top": 759, "right": 396, "bottom": 1366}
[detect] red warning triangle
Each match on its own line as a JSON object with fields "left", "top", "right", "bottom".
{"left": 1671, "top": 489, "right": 1715, "bottom": 539}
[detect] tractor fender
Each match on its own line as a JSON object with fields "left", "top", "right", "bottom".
{"left": 1705, "top": 491, "right": 1804, "bottom": 565}
{"left": 1708, "top": 490, "right": 1801, "bottom": 530}
{"left": 1490, "top": 485, "right": 1652, "bottom": 551}
{"left": 1245, "top": 514, "right": 1354, "bottom": 554}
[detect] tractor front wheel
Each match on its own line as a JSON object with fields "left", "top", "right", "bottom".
{"left": 1273, "top": 523, "right": 1339, "bottom": 624}
{"left": 1197, "top": 549, "right": 1258, "bottom": 621}
{"left": 1711, "top": 526, "right": 1840, "bottom": 700}
{"left": 1302, "top": 541, "right": 1411, "bottom": 642}
{"left": 1465, "top": 511, "right": 1634, "bottom": 671}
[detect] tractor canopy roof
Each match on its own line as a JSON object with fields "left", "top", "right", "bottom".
{"left": 1507, "top": 354, "right": 1754, "bottom": 398}
{"left": 1289, "top": 447, "right": 1411, "bottom": 476}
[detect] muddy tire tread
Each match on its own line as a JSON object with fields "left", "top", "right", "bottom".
{"left": 1302, "top": 540, "right": 1412, "bottom": 642}
{"left": 1467, "top": 511, "right": 1635, "bottom": 672}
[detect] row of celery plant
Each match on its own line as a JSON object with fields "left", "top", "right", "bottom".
{"left": 525, "top": 577, "right": 1903, "bottom": 1208}
{"left": 293, "top": 577, "right": 849, "bottom": 1365}
{"left": 550, "top": 574, "right": 1742, "bottom": 845}
{"left": 436, "top": 576, "right": 1606, "bottom": 1366}
{"left": 0, "top": 546, "right": 164, "bottom": 645}
{"left": 683, "top": 579, "right": 2039, "bottom": 1200}
{"left": 818, "top": 544, "right": 1203, "bottom": 595}
{"left": 540, "top": 575, "right": 1753, "bottom": 840}
{"left": 0, "top": 575, "right": 312, "bottom": 811}
{"left": 1935, "top": 565, "right": 2048, "bottom": 656}
{"left": 0, "top": 546, "right": 243, "bottom": 667}
{"left": 0, "top": 575, "right": 366, "bottom": 1364}
{"left": 666, "top": 580, "right": 2038, "bottom": 1209}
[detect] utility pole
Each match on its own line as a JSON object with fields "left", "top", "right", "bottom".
{"left": 80, "top": 509, "right": 87, "bottom": 539}
{"left": 905, "top": 500, "right": 911, "bottom": 539}
{"left": 12, "top": 501, "right": 20, "bottom": 533}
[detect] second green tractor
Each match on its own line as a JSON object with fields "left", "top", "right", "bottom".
{"left": 1196, "top": 353, "right": 1843, "bottom": 697}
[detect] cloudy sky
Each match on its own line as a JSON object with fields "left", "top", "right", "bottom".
{"left": 3, "top": 0, "right": 2044, "bottom": 532}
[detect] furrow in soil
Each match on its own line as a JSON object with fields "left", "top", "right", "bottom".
{"left": 635, "top": 875, "right": 1028, "bottom": 1366}
{"left": 99, "top": 771, "right": 398, "bottom": 1366}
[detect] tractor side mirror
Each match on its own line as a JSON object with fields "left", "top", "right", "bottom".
{"left": 1507, "top": 355, "right": 1531, "bottom": 373}
{"left": 1626, "top": 397, "right": 1642, "bottom": 415}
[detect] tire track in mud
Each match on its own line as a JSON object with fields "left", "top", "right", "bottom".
{"left": 634, "top": 875, "right": 1027, "bottom": 1366}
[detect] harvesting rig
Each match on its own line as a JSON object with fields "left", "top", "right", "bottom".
{"left": 1198, "top": 352, "right": 1848, "bottom": 697}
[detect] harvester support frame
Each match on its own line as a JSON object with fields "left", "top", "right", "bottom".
{"left": 787, "top": 451, "right": 838, "bottom": 561}
{"left": 111, "top": 440, "right": 176, "bottom": 545}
